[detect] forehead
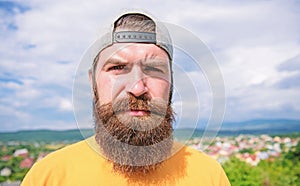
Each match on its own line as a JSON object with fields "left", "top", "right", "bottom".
{"left": 96, "top": 43, "right": 170, "bottom": 66}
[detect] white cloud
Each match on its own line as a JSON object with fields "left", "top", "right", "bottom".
{"left": 59, "top": 99, "right": 73, "bottom": 112}
{"left": 221, "top": 44, "right": 300, "bottom": 89}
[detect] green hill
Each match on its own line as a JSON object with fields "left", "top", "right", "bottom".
{"left": 0, "top": 129, "right": 94, "bottom": 142}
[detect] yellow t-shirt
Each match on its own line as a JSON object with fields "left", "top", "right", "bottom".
{"left": 21, "top": 136, "right": 230, "bottom": 186}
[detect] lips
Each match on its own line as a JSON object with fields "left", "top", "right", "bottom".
{"left": 128, "top": 109, "right": 150, "bottom": 116}
{"left": 114, "top": 108, "right": 151, "bottom": 117}
{"left": 112, "top": 102, "right": 151, "bottom": 116}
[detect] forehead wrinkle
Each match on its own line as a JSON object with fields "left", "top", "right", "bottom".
{"left": 97, "top": 43, "right": 170, "bottom": 69}
{"left": 96, "top": 43, "right": 131, "bottom": 67}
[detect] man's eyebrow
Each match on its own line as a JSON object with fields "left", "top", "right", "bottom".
{"left": 142, "top": 58, "right": 169, "bottom": 66}
{"left": 141, "top": 54, "right": 169, "bottom": 66}
{"left": 143, "top": 60, "right": 169, "bottom": 68}
{"left": 102, "top": 58, "right": 128, "bottom": 69}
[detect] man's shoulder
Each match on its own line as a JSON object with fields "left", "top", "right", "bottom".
{"left": 32, "top": 136, "right": 100, "bottom": 167}
{"left": 172, "top": 142, "right": 222, "bottom": 169}
{"left": 21, "top": 137, "right": 105, "bottom": 185}
{"left": 46, "top": 139, "right": 87, "bottom": 157}
{"left": 173, "top": 142, "right": 210, "bottom": 158}
{"left": 168, "top": 142, "right": 230, "bottom": 185}
{"left": 32, "top": 140, "right": 84, "bottom": 166}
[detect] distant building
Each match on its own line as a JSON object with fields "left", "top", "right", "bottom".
{"left": 0, "top": 167, "right": 12, "bottom": 177}
{"left": 36, "top": 152, "right": 49, "bottom": 162}
{"left": 14, "top": 148, "right": 29, "bottom": 157}
{"left": 256, "top": 151, "right": 269, "bottom": 160}
{"left": 1, "top": 155, "right": 12, "bottom": 161}
{"left": 20, "top": 157, "right": 34, "bottom": 169}
{"left": 1, "top": 181, "right": 21, "bottom": 186}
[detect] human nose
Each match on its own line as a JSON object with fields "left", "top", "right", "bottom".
{"left": 126, "top": 67, "right": 148, "bottom": 97}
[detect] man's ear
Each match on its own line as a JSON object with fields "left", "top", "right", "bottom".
{"left": 88, "top": 69, "right": 96, "bottom": 99}
{"left": 88, "top": 69, "right": 93, "bottom": 86}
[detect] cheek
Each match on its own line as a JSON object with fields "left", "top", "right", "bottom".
{"left": 147, "top": 79, "right": 171, "bottom": 101}
{"left": 96, "top": 75, "right": 113, "bottom": 103}
{"left": 96, "top": 74, "right": 126, "bottom": 104}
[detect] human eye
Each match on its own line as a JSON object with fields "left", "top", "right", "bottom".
{"left": 144, "top": 65, "right": 164, "bottom": 73}
{"left": 108, "top": 65, "right": 126, "bottom": 71}
{"left": 108, "top": 65, "right": 125, "bottom": 71}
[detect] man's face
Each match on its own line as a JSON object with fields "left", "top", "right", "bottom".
{"left": 92, "top": 43, "right": 171, "bottom": 108}
{"left": 90, "top": 43, "right": 174, "bottom": 176}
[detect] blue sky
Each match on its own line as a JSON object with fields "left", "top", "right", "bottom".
{"left": 0, "top": 0, "right": 300, "bottom": 132}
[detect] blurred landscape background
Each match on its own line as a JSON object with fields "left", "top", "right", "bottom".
{"left": 1, "top": 0, "right": 300, "bottom": 185}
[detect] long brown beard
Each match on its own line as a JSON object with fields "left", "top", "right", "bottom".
{"left": 94, "top": 94, "right": 174, "bottom": 176}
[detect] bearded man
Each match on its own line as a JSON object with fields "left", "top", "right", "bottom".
{"left": 22, "top": 12, "right": 230, "bottom": 186}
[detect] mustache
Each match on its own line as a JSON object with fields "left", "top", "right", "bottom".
{"left": 95, "top": 94, "right": 172, "bottom": 122}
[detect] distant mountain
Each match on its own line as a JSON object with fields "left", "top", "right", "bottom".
{"left": 0, "top": 129, "right": 94, "bottom": 143}
{"left": 220, "top": 119, "right": 300, "bottom": 132}
{"left": 173, "top": 119, "right": 300, "bottom": 140}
